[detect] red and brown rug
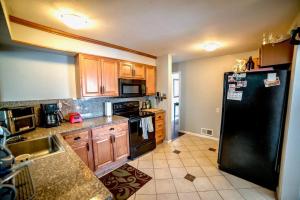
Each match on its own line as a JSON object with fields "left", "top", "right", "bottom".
{"left": 99, "top": 163, "right": 152, "bottom": 200}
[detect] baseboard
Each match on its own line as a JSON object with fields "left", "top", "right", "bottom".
{"left": 179, "top": 130, "right": 219, "bottom": 141}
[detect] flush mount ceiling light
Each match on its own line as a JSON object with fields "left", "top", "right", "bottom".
{"left": 59, "top": 13, "right": 89, "bottom": 29}
{"left": 200, "top": 42, "right": 221, "bottom": 52}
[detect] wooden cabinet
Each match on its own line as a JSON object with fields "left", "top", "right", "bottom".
{"left": 155, "top": 111, "right": 165, "bottom": 144}
{"left": 101, "top": 58, "right": 119, "bottom": 96}
{"left": 119, "top": 61, "right": 134, "bottom": 78}
{"left": 77, "top": 54, "right": 102, "bottom": 97}
{"left": 119, "top": 61, "right": 145, "bottom": 79}
{"left": 92, "top": 132, "right": 114, "bottom": 169}
{"left": 76, "top": 54, "right": 118, "bottom": 97}
{"left": 92, "top": 122, "right": 129, "bottom": 171}
{"left": 114, "top": 130, "right": 129, "bottom": 161}
{"left": 260, "top": 39, "right": 294, "bottom": 67}
{"left": 146, "top": 65, "right": 156, "bottom": 95}
{"left": 63, "top": 130, "right": 94, "bottom": 170}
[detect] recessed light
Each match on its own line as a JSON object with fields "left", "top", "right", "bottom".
{"left": 59, "top": 13, "right": 89, "bottom": 29}
{"left": 200, "top": 42, "right": 221, "bottom": 52}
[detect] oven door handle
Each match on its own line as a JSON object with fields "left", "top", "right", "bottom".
{"left": 12, "top": 114, "right": 35, "bottom": 121}
{"left": 129, "top": 118, "right": 141, "bottom": 123}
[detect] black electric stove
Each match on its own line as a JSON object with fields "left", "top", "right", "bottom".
{"left": 113, "top": 101, "right": 156, "bottom": 159}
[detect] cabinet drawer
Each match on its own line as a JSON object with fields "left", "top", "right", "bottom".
{"left": 155, "top": 120, "right": 164, "bottom": 131}
{"left": 155, "top": 112, "right": 164, "bottom": 121}
{"left": 92, "top": 122, "right": 128, "bottom": 139}
{"left": 64, "top": 130, "right": 89, "bottom": 146}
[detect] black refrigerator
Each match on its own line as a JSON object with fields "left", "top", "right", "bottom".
{"left": 218, "top": 69, "right": 290, "bottom": 191}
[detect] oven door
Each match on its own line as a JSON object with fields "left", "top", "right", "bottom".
{"left": 119, "top": 79, "right": 146, "bottom": 97}
{"left": 128, "top": 117, "right": 156, "bottom": 159}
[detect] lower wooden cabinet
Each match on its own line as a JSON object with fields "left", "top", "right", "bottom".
{"left": 92, "top": 133, "right": 115, "bottom": 170}
{"left": 63, "top": 121, "right": 129, "bottom": 173}
{"left": 63, "top": 130, "right": 94, "bottom": 171}
{"left": 92, "top": 123, "right": 129, "bottom": 171}
{"left": 155, "top": 111, "right": 165, "bottom": 144}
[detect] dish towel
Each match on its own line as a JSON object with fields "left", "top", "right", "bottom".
{"left": 140, "top": 117, "right": 154, "bottom": 139}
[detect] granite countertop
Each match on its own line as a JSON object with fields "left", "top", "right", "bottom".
{"left": 20, "top": 115, "right": 128, "bottom": 200}
{"left": 143, "top": 108, "right": 165, "bottom": 113}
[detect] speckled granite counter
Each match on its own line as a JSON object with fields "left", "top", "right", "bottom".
{"left": 142, "top": 108, "right": 165, "bottom": 113}
{"left": 21, "top": 115, "right": 128, "bottom": 200}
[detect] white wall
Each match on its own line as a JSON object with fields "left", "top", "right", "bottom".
{"left": 278, "top": 46, "right": 300, "bottom": 200}
{"left": 173, "top": 50, "right": 258, "bottom": 138}
{"left": 0, "top": 46, "right": 76, "bottom": 101}
{"left": 9, "top": 23, "right": 156, "bottom": 66}
{"left": 156, "top": 54, "right": 173, "bottom": 141}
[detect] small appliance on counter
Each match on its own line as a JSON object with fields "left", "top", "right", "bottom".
{"left": 0, "top": 106, "right": 36, "bottom": 135}
{"left": 68, "top": 112, "right": 83, "bottom": 124}
{"left": 104, "top": 102, "right": 112, "bottom": 117}
{"left": 40, "top": 104, "right": 63, "bottom": 128}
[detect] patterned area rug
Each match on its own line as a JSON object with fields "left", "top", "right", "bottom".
{"left": 100, "top": 163, "right": 152, "bottom": 200}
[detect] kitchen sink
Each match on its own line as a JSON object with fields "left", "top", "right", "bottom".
{"left": 7, "top": 135, "right": 64, "bottom": 160}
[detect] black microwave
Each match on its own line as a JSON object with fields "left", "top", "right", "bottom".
{"left": 119, "top": 79, "right": 146, "bottom": 97}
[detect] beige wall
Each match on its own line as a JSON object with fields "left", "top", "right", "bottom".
{"left": 0, "top": 46, "right": 76, "bottom": 101}
{"left": 173, "top": 50, "right": 258, "bottom": 138}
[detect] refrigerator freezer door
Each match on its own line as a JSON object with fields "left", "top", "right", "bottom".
{"left": 218, "top": 70, "right": 289, "bottom": 190}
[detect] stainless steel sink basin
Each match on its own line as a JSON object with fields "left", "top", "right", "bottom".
{"left": 7, "top": 135, "right": 64, "bottom": 160}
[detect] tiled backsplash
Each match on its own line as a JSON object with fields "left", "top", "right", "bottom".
{"left": 0, "top": 96, "right": 156, "bottom": 125}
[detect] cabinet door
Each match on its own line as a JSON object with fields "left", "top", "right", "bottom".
{"left": 63, "top": 130, "right": 94, "bottom": 170}
{"left": 101, "top": 58, "right": 119, "bottom": 96}
{"left": 113, "top": 130, "right": 129, "bottom": 161}
{"left": 119, "top": 61, "right": 133, "bottom": 78}
{"left": 78, "top": 54, "right": 102, "bottom": 97}
{"left": 93, "top": 134, "right": 114, "bottom": 170}
{"left": 133, "top": 64, "right": 145, "bottom": 79}
{"left": 72, "top": 142, "right": 90, "bottom": 166}
{"left": 146, "top": 65, "right": 156, "bottom": 95}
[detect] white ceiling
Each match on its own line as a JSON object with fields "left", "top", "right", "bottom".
{"left": 4, "top": 0, "right": 300, "bottom": 63}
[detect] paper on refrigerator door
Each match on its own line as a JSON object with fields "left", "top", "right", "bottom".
{"left": 227, "top": 91, "right": 243, "bottom": 101}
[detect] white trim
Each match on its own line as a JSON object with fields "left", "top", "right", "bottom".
{"left": 179, "top": 130, "right": 219, "bottom": 141}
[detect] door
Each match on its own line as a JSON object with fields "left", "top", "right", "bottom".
{"left": 113, "top": 130, "right": 129, "bottom": 161}
{"left": 72, "top": 142, "right": 90, "bottom": 167}
{"left": 218, "top": 70, "right": 290, "bottom": 190}
{"left": 133, "top": 64, "right": 145, "bottom": 79}
{"left": 79, "top": 54, "right": 102, "bottom": 97}
{"left": 119, "top": 61, "right": 133, "bottom": 78}
{"left": 146, "top": 65, "right": 156, "bottom": 95}
{"left": 101, "top": 58, "right": 119, "bottom": 96}
{"left": 93, "top": 134, "right": 114, "bottom": 170}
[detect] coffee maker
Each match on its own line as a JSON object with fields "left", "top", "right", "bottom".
{"left": 40, "top": 104, "right": 63, "bottom": 128}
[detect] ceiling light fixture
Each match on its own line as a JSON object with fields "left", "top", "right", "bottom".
{"left": 200, "top": 42, "right": 221, "bottom": 52}
{"left": 59, "top": 13, "right": 89, "bottom": 29}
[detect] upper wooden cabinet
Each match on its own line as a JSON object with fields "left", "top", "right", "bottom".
{"left": 76, "top": 54, "right": 118, "bottom": 97}
{"left": 260, "top": 39, "right": 294, "bottom": 67}
{"left": 146, "top": 65, "right": 156, "bottom": 95}
{"left": 101, "top": 58, "right": 119, "bottom": 96}
{"left": 119, "top": 61, "right": 145, "bottom": 79}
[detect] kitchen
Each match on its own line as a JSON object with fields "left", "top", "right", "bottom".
{"left": 0, "top": 0, "right": 300, "bottom": 200}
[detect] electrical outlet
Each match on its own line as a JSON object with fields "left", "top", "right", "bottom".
{"left": 216, "top": 107, "right": 220, "bottom": 113}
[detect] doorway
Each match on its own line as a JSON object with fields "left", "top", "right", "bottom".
{"left": 171, "top": 72, "right": 182, "bottom": 139}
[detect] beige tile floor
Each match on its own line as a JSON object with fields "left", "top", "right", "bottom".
{"left": 127, "top": 134, "right": 276, "bottom": 200}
